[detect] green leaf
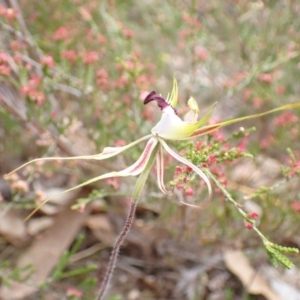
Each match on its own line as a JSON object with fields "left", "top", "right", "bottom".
{"left": 264, "top": 241, "right": 297, "bottom": 269}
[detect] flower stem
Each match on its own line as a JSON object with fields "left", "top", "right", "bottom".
{"left": 96, "top": 144, "right": 158, "bottom": 299}
{"left": 96, "top": 200, "right": 137, "bottom": 300}
{"left": 206, "top": 169, "right": 269, "bottom": 241}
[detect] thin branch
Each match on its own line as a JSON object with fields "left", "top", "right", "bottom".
{"left": 9, "top": 0, "right": 44, "bottom": 58}
{"left": 0, "top": 90, "right": 113, "bottom": 171}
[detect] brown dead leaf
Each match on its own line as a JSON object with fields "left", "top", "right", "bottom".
{"left": 231, "top": 155, "right": 281, "bottom": 188}
{"left": 0, "top": 208, "right": 29, "bottom": 247}
{"left": 224, "top": 250, "right": 282, "bottom": 300}
{"left": 0, "top": 189, "right": 92, "bottom": 300}
{"left": 85, "top": 214, "right": 116, "bottom": 246}
{"left": 27, "top": 216, "right": 54, "bottom": 236}
{"left": 37, "top": 187, "right": 81, "bottom": 216}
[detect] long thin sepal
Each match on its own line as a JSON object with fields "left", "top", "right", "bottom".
{"left": 214, "top": 102, "right": 300, "bottom": 128}
{"left": 24, "top": 137, "right": 158, "bottom": 221}
{"left": 132, "top": 144, "right": 158, "bottom": 202}
{"left": 189, "top": 124, "right": 222, "bottom": 138}
{"left": 156, "top": 145, "right": 173, "bottom": 195}
{"left": 159, "top": 138, "right": 212, "bottom": 208}
{"left": 5, "top": 134, "right": 152, "bottom": 176}
{"left": 167, "top": 77, "right": 178, "bottom": 108}
{"left": 193, "top": 102, "right": 217, "bottom": 128}
{"left": 191, "top": 102, "right": 300, "bottom": 138}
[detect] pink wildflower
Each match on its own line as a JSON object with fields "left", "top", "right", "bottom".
{"left": 105, "top": 177, "right": 119, "bottom": 190}
{"left": 122, "top": 28, "right": 135, "bottom": 39}
{"left": 176, "top": 183, "right": 183, "bottom": 190}
{"left": 185, "top": 187, "right": 194, "bottom": 196}
{"left": 244, "top": 221, "right": 254, "bottom": 230}
{"left": 195, "top": 48, "right": 209, "bottom": 61}
{"left": 247, "top": 212, "right": 259, "bottom": 219}
{"left": 185, "top": 166, "right": 193, "bottom": 173}
{"left": 258, "top": 73, "right": 273, "bottom": 84}
{"left": 0, "top": 6, "right": 18, "bottom": 22}
{"left": 114, "top": 75, "right": 129, "bottom": 88}
{"left": 0, "top": 52, "right": 8, "bottom": 63}
{"left": 83, "top": 51, "right": 99, "bottom": 64}
{"left": 29, "top": 90, "right": 46, "bottom": 105}
{"left": 97, "top": 34, "right": 107, "bottom": 44}
{"left": 274, "top": 111, "right": 298, "bottom": 126}
{"left": 40, "top": 55, "right": 55, "bottom": 68}
{"left": 114, "top": 139, "right": 126, "bottom": 147}
{"left": 29, "top": 76, "right": 42, "bottom": 88}
{"left": 276, "top": 85, "right": 286, "bottom": 95}
{"left": 10, "top": 40, "right": 27, "bottom": 51}
{"left": 252, "top": 97, "right": 263, "bottom": 109}
{"left": 175, "top": 165, "right": 184, "bottom": 175}
{"left": 243, "top": 88, "right": 252, "bottom": 101}
{"left": 53, "top": 27, "right": 69, "bottom": 41}
{"left": 66, "top": 287, "right": 83, "bottom": 298}
{"left": 208, "top": 155, "right": 217, "bottom": 164}
{"left": 291, "top": 202, "right": 300, "bottom": 213}
{"left": 0, "top": 65, "right": 10, "bottom": 76}
{"left": 11, "top": 180, "right": 29, "bottom": 193}
{"left": 61, "top": 50, "right": 77, "bottom": 62}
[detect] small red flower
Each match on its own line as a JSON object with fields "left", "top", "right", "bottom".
{"left": 53, "top": 27, "right": 69, "bottom": 41}
{"left": 252, "top": 97, "right": 263, "bottom": 109}
{"left": 0, "top": 65, "right": 11, "bottom": 76}
{"left": 61, "top": 50, "right": 77, "bottom": 62}
{"left": 176, "top": 183, "right": 183, "bottom": 190}
{"left": 208, "top": 155, "right": 216, "bottom": 164}
{"left": 66, "top": 287, "right": 83, "bottom": 298}
{"left": 195, "top": 48, "right": 209, "bottom": 61}
{"left": 83, "top": 51, "right": 99, "bottom": 64}
{"left": 185, "top": 166, "right": 193, "bottom": 173}
{"left": 175, "top": 165, "right": 184, "bottom": 175}
{"left": 291, "top": 201, "right": 300, "bottom": 212}
{"left": 122, "top": 28, "right": 135, "bottom": 39}
{"left": 0, "top": 51, "right": 8, "bottom": 63}
{"left": 244, "top": 221, "right": 254, "bottom": 230}
{"left": 258, "top": 73, "right": 273, "bottom": 84}
{"left": 247, "top": 212, "right": 259, "bottom": 219}
{"left": 185, "top": 187, "right": 194, "bottom": 196}
{"left": 274, "top": 111, "right": 298, "bottom": 126}
{"left": 114, "top": 139, "right": 126, "bottom": 147}
{"left": 40, "top": 55, "right": 55, "bottom": 68}
{"left": 0, "top": 7, "right": 18, "bottom": 22}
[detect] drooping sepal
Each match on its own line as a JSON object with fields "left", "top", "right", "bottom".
{"left": 156, "top": 145, "right": 173, "bottom": 195}
{"left": 159, "top": 138, "right": 212, "bottom": 208}
{"left": 5, "top": 134, "right": 152, "bottom": 176}
{"left": 23, "top": 137, "right": 159, "bottom": 221}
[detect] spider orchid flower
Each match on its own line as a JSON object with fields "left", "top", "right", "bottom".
{"left": 6, "top": 79, "right": 300, "bottom": 220}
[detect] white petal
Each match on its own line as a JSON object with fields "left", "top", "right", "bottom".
{"left": 151, "top": 106, "right": 187, "bottom": 138}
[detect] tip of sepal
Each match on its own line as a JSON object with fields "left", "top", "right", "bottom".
{"left": 179, "top": 184, "right": 212, "bottom": 210}
{"left": 187, "top": 97, "right": 199, "bottom": 114}
{"left": 167, "top": 77, "right": 178, "bottom": 108}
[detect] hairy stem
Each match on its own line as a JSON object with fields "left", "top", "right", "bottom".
{"left": 96, "top": 144, "right": 158, "bottom": 299}
{"left": 96, "top": 200, "right": 137, "bottom": 300}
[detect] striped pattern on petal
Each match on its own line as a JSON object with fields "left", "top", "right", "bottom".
{"left": 6, "top": 134, "right": 152, "bottom": 176}
{"left": 156, "top": 145, "right": 173, "bottom": 195}
{"left": 24, "top": 137, "right": 158, "bottom": 221}
{"left": 159, "top": 138, "right": 212, "bottom": 209}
